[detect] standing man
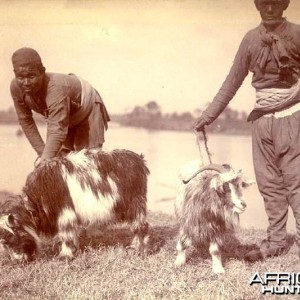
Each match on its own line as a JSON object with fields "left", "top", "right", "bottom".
{"left": 10, "top": 47, "right": 110, "bottom": 163}
{"left": 195, "top": 0, "right": 300, "bottom": 261}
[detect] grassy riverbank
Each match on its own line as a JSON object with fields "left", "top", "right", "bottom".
{"left": 0, "top": 192, "right": 298, "bottom": 300}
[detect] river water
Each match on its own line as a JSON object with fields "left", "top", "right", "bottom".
{"left": 0, "top": 123, "right": 296, "bottom": 232}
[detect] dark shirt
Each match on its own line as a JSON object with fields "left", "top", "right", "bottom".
{"left": 201, "top": 19, "right": 300, "bottom": 124}
{"left": 11, "top": 73, "right": 82, "bottom": 158}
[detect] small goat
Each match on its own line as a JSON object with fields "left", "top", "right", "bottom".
{"left": 0, "top": 148, "right": 150, "bottom": 261}
{"left": 174, "top": 161, "right": 254, "bottom": 274}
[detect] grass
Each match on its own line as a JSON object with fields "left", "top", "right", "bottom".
{"left": 0, "top": 192, "right": 299, "bottom": 300}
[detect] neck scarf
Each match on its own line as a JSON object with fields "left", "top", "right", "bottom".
{"left": 255, "top": 19, "right": 292, "bottom": 81}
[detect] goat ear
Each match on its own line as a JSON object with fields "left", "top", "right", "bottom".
{"left": 210, "top": 176, "right": 219, "bottom": 190}
{"left": 210, "top": 175, "right": 225, "bottom": 194}
{"left": 7, "top": 214, "right": 15, "bottom": 227}
{"left": 242, "top": 179, "right": 256, "bottom": 188}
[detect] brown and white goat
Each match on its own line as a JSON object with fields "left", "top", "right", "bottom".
{"left": 174, "top": 161, "right": 255, "bottom": 274}
{"left": 0, "top": 149, "right": 150, "bottom": 261}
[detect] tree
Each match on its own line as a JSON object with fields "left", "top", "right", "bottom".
{"left": 145, "top": 101, "right": 161, "bottom": 116}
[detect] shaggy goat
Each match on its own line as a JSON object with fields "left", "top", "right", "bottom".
{"left": 174, "top": 161, "right": 254, "bottom": 274}
{"left": 0, "top": 148, "right": 150, "bottom": 261}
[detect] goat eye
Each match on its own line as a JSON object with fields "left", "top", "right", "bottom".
{"left": 241, "top": 182, "right": 248, "bottom": 188}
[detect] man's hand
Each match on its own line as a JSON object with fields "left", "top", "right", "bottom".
{"left": 193, "top": 117, "right": 207, "bottom": 132}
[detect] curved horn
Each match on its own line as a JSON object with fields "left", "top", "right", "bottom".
{"left": 182, "top": 163, "right": 230, "bottom": 184}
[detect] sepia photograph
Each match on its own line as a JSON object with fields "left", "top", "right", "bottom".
{"left": 0, "top": 0, "right": 300, "bottom": 299}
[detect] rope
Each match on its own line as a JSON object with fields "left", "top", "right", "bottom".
{"left": 194, "top": 127, "right": 212, "bottom": 164}
{"left": 182, "top": 128, "right": 213, "bottom": 184}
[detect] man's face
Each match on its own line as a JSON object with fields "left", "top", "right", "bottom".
{"left": 14, "top": 65, "right": 44, "bottom": 95}
{"left": 256, "top": 0, "right": 285, "bottom": 23}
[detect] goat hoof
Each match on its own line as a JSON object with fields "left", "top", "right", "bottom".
{"left": 126, "top": 244, "right": 138, "bottom": 252}
{"left": 174, "top": 256, "right": 186, "bottom": 267}
{"left": 212, "top": 266, "right": 225, "bottom": 274}
{"left": 126, "top": 244, "right": 148, "bottom": 257}
{"left": 58, "top": 256, "right": 74, "bottom": 263}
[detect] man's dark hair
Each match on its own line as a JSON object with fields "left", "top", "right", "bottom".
{"left": 254, "top": 0, "right": 290, "bottom": 10}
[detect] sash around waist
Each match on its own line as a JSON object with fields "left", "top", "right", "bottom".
{"left": 69, "top": 77, "right": 100, "bottom": 127}
{"left": 247, "top": 79, "right": 300, "bottom": 121}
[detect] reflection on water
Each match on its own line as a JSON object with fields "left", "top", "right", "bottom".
{"left": 0, "top": 124, "right": 295, "bottom": 232}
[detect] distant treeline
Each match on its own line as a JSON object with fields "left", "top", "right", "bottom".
{"left": 0, "top": 107, "right": 18, "bottom": 124}
{"left": 0, "top": 102, "right": 251, "bottom": 135}
{"left": 0, "top": 107, "right": 45, "bottom": 125}
{"left": 111, "top": 101, "right": 252, "bottom": 135}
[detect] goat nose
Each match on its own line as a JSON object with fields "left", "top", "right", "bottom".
{"left": 241, "top": 201, "right": 247, "bottom": 208}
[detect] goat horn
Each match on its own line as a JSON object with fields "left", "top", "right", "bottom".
{"left": 182, "top": 163, "right": 230, "bottom": 184}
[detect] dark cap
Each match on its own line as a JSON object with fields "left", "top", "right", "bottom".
{"left": 12, "top": 47, "right": 43, "bottom": 70}
{"left": 254, "top": 0, "right": 290, "bottom": 10}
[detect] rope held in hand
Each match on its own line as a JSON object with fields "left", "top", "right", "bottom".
{"left": 182, "top": 128, "right": 213, "bottom": 184}
{"left": 194, "top": 127, "right": 212, "bottom": 164}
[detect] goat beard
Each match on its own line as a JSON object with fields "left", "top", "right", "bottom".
{"left": 179, "top": 185, "right": 240, "bottom": 246}
{"left": 224, "top": 207, "right": 240, "bottom": 231}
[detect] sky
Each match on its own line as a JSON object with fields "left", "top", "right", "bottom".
{"left": 0, "top": 0, "right": 300, "bottom": 115}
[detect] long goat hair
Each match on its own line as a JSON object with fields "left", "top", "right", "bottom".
{"left": 174, "top": 161, "right": 255, "bottom": 274}
{"left": 0, "top": 148, "right": 150, "bottom": 261}
{"left": 179, "top": 174, "right": 239, "bottom": 246}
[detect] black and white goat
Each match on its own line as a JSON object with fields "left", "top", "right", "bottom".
{"left": 174, "top": 161, "right": 255, "bottom": 274}
{"left": 0, "top": 148, "right": 150, "bottom": 261}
